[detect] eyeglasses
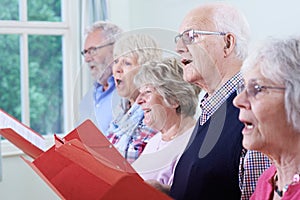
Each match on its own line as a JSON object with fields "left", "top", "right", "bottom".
{"left": 174, "top": 29, "right": 226, "bottom": 45}
{"left": 81, "top": 42, "right": 114, "bottom": 57}
{"left": 236, "top": 79, "right": 285, "bottom": 98}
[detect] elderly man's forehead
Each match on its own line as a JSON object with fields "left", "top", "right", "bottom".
{"left": 179, "top": 14, "right": 214, "bottom": 33}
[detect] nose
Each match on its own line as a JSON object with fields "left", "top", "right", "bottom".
{"left": 112, "top": 58, "right": 123, "bottom": 75}
{"left": 233, "top": 90, "right": 251, "bottom": 110}
{"left": 176, "top": 39, "right": 188, "bottom": 55}
{"left": 136, "top": 93, "right": 145, "bottom": 105}
{"left": 84, "top": 53, "right": 93, "bottom": 63}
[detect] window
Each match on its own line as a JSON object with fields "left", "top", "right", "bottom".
{"left": 0, "top": 0, "right": 81, "bottom": 135}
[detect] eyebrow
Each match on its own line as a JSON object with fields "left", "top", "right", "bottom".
{"left": 82, "top": 46, "right": 96, "bottom": 51}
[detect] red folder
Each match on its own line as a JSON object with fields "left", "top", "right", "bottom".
{"left": 0, "top": 128, "right": 44, "bottom": 159}
{"left": 23, "top": 120, "right": 171, "bottom": 200}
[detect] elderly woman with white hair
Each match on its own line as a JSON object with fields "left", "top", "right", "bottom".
{"left": 234, "top": 37, "right": 300, "bottom": 199}
{"left": 106, "top": 33, "right": 162, "bottom": 163}
{"left": 132, "top": 58, "right": 199, "bottom": 186}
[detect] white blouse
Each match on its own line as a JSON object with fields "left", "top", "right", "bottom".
{"left": 132, "top": 127, "right": 194, "bottom": 185}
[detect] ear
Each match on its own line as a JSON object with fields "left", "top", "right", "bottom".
{"left": 223, "top": 33, "right": 235, "bottom": 57}
{"left": 169, "top": 99, "right": 180, "bottom": 109}
{"left": 172, "top": 102, "right": 180, "bottom": 109}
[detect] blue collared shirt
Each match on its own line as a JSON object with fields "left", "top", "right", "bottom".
{"left": 94, "top": 75, "right": 116, "bottom": 135}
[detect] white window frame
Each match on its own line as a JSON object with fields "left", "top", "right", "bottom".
{"left": 0, "top": 0, "right": 82, "bottom": 155}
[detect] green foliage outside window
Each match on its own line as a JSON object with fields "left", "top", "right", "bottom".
{"left": 28, "top": 0, "right": 61, "bottom": 21}
{"left": 0, "top": 0, "right": 63, "bottom": 135}
{"left": 0, "top": 35, "right": 21, "bottom": 119}
{"left": 28, "top": 35, "right": 63, "bottom": 135}
{"left": 0, "top": 0, "right": 18, "bottom": 20}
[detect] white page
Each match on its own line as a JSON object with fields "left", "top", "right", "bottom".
{"left": 0, "top": 110, "right": 45, "bottom": 150}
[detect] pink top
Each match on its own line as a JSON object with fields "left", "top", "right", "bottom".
{"left": 132, "top": 127, "right": 194, "bottom": 185}
{"left": 251, "top": 165, "right": 300, "bottom": 200}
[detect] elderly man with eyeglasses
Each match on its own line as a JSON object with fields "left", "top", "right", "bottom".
{"left": 147, "top": 3, "right": 271, "bottom": 200}
{"left": 172, "top": 3, "right": 273, "bottom": 200}
{"left": 78, "top": 21, "right": 122, "bottom": 135}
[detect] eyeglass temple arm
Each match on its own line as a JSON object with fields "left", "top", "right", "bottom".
{"left": 262, "top": 86, "right": 285, "bottom": 90}
{"left": 193, "top": 30, "right": 226, "bottom": 35}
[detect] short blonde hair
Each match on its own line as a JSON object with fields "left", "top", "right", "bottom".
{"left": 134, "top": 57, "right": 199, "bottom": 117}
{"left": 113, "top": 34, "right": 162, "bottom": 65}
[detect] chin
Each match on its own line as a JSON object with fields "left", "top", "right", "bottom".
{"left": 242, "top": 137, "right": 254, "bottom": 150}
{"left": 143, "top": 118, "right": 153, "bottom": 128}
{"left": 116, "top": 88, "right": 127, "bottom": 96}
{"left": 145, "top": 119, "right": 159, "bottom": 131}
{"left": 243, "top": 140, "right": 262, "bottom": 152}
{"left": 242, "top": 142, "right": 251, "bottom": 150}
{"left": 183, "top": 75, "right": 193, "bottom": 83}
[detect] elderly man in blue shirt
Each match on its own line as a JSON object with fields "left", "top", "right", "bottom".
{"left": 78, "top": 21, "right": 122, "bottom": 135}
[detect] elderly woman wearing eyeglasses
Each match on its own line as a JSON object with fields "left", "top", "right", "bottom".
{"left": 234, "top": 37, "right": 300, "bottom": 200}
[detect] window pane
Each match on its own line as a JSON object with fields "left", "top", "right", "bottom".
{"left": 0, "top": 34, "right": 21, "bottom": 120}
{"left": 28, "top": 0, "right": 61, "bottom": 22}
{"left": 28, "top": 35, "right": 63, "bottom": 135}
{"left": 0, "top": 0, "right": 18, "bottom": 20}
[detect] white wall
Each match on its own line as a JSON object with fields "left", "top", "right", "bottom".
{"left": 0, "top": 141, "right": 59, "bottom": 200}
{"left": 108, "top": 0, "right": 300, "bottom": 42}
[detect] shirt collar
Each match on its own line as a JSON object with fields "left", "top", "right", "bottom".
{"left": 94, "top": 75, "right": 115, "bottom": 102}
{"left": 94, "top": 75, "right": 115, "bottom": 89}
{"left": 199, "top": 71, "right": 242, "bottom": 125}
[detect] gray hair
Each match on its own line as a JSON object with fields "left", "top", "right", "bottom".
{"left": 113, "top": 34, "right": 162, "bottom": 65}
{"left": 242, "top": 36, "right": 300, "bottom": 132}
{"left": 212, "top": 3, "right": 251, "bottom": 60}
{"left": 134, "top": 58, "right": 199, "bottom": 117}
{"left": 85, "top": 20, "right": 122, "bottom": 43}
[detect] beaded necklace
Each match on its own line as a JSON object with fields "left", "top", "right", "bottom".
{"left": 273, "top": 173, "right": 300, "bottom": 197}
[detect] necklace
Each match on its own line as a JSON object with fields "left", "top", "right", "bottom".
{"left": 274, "top": 173, "right": 300, "bottom": 197}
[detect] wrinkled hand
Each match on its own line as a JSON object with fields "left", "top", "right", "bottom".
{"left": 146, "top": 179, "right": 171, "bottom": 195}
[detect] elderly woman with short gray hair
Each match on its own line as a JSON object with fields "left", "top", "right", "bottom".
{"left": 234, "top": 37, "right": 300, "bottom": 199}
{"left": 132, "top": 58, "right": 199, "bottom": 186}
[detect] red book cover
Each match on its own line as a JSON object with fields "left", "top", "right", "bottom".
{"left": 24, "top": 120, "right": 171, "bottom": 200}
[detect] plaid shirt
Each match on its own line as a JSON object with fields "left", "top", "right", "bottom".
{"left": 239, "top": 150, "right": 271, "bottom": 199}
{"left": 199, "top": 72, "right": 241, "bottom": 125}
{"left": 106, "top": 103, "right": 157, "bottom": 164}
{"left": 199, "top": 72, "right": 271, "bottom": 199}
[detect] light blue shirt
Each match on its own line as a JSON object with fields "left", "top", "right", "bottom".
{"left": 94, "top": 75, "right": 116, "bottom": 135}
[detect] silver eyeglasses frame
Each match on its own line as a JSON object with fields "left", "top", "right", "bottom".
{"left": 81, "top": 42, "right": 114, "bottom": 57}
{"left": 174, "top": 29, "right": 226, "bottom": 44}
{"left": 236, "top": 79, "right": 285, "bottom": 98}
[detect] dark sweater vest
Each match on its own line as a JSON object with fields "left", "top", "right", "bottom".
{"left": 170, "top": 93, "right": 243, "bottom": 200}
